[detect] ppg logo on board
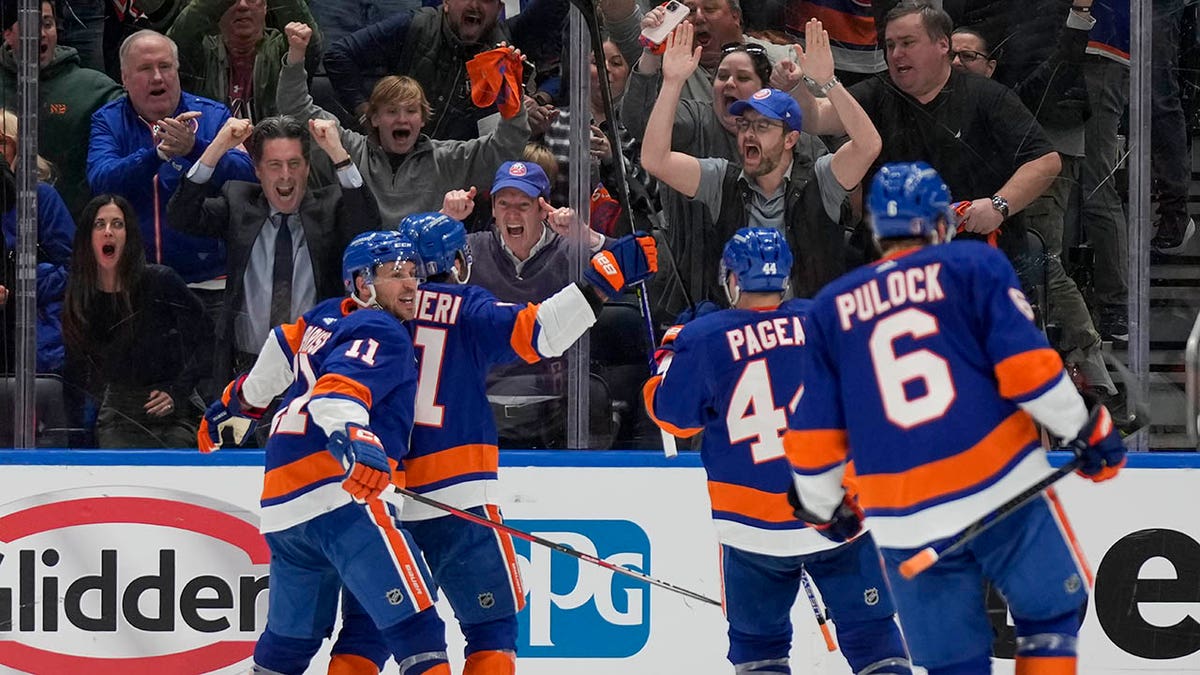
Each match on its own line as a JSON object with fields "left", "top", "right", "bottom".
{"left": 511, "top": 519, "right": 650, "bottom": 658}
{"left": 0, "top": 487, "right": 269, "bottom": 674}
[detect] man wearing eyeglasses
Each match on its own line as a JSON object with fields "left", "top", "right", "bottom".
{"left": 948, "top": 28, "right": 995, "bottom": 77}
{"left": 642, "top": 19, "right": 881, "bottom": 300}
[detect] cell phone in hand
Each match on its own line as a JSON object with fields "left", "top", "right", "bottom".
{"left": 639, "top": 0, "right": 691, "bottom": 50}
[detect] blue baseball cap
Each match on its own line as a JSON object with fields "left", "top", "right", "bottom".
{"left": 728, "top": 88, "right": 804, "bottom": 132}
{"left": 492, "top": 161, "right": 550, "bottom": 199}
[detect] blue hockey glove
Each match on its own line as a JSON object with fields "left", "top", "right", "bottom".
{"left": 788, "top": 483, "right": 864, "bottom": 543}
{"left": 328, "top": 423, "right": 392, "bottom": 500}
{"left": 584, "top": 231, "right": 658, "bottom": 297}
{"left": 675, "top": 300, "right": 720, "bottom": 325}
{"left": 1068, "top": 405, "right": 1127, "bottom": 483}
{"left": 198, "top": 373, "right": 265, "bottom": 453}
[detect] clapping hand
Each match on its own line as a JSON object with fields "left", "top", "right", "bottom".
{"left": 154, "top": 110, "right": 202, "bottom": 159}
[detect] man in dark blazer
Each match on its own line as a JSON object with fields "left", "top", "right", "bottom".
{"left": 167, "top": 114, "right": 381, "bottom": 383}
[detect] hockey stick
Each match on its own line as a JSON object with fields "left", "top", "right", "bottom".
{"left": 897, "top": 456, "right": 1083, "bottom": 579}
{"left": 566, "top": 0, "right": 697, "bottom": 313}
{"left": 800, "top": 567, "right": 837, "bottom": 652}
{"left": 635, "top": 283, "right": 679, "bottom": 457}
{"left": 383, "top": 485, "right": 721, "bottom": 607}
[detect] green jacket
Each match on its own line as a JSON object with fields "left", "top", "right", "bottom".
{"left": 0, "top": 45, "right": 123, "bottom": 218}
{"left": 169, "top": 0, "right": 321, "bottom": 121}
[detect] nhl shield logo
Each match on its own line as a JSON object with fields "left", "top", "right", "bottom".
{"left": 478, "top": 592, "right": 496, "bottom": 609}
{"left": 863, "top": 587, "right": 879, "bottom": 606}
{"left": 386, "top": 588, "right": 405, "bottom": 606}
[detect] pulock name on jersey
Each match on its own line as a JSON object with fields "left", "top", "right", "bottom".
{"left": 414, "top": 289, "right": 464, "bottom": 325}
{"left": 834, "top": 262, "right": 945, "bottom": 330}
{"left": 0, "top": 548, "right": 267, "bottom": 633}
{"left": 727, "top": 316, "right": 806, "bottom": 362}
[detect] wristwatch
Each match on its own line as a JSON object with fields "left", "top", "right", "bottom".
{"left": 990, "top": 194, "right": 1010, "bottom": 219}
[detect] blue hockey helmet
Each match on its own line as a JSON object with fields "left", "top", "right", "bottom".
{"left": 342, "top": 230, "right": 421, "bottom": 303}
{"left": 398, "top": 211, "right": 473, "bottom": 284}
{"left": 867, "top": 162, "right": 954, "bottom": 240}
{"left": 719, "top": 227, "right": 793, "bottom": 303}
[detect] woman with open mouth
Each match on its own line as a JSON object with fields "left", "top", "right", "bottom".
{"left": 61, "top": 194, "right": 215, "bottom": 448}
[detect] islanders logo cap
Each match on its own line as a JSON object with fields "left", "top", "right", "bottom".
{"left": 492, "top": 161, "right": 551, "bottom": 199}
{"left": 728, "top": 88, "right": 804, "bottom": 132}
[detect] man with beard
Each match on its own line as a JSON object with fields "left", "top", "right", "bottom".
{"left": 642, "top": 20, "right": 880, "bottom": 300}
{"left": 168, "top": 0, "right": 321, "bottom": 121}
{"left": 323, "top": 0, "right": 568, "bottom": 141}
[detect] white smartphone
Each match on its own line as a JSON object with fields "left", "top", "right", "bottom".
{"left": 639, "top": 0, "right": 691, "bottom": 50}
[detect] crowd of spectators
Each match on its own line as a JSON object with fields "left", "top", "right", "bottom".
{"left": 0, "top": 0, "right": 1169, "bottom": 447}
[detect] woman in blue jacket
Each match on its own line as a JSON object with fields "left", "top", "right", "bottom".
{"left": 0, "top": 108, "right": 74, "bottom": 374}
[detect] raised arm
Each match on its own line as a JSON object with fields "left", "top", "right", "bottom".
{"left": 786, "top": 43, "right": 846, "bottom": 136}
{"left": 166, "top": 117, "right": 253, "bottom": 237}
{"left": 639, "top": 23, "right": 704, "bottom": 199}
{"left": 323, "top": 9, "right": 416, "bottom": 120}
{"left": 797, "top": 20, "right": 881, "bottom": 189}
{"left": 167, "top": 0, "right": 224, "bottom": 94}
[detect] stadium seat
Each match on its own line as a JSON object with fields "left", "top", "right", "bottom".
{"left": 0, "top": 374, "right": 83, "bottom": 448}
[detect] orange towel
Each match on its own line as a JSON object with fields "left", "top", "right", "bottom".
{"left": 468, "top": 47, "right": 525, "bottom": 119}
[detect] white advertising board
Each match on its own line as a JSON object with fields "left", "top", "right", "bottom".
{"left": 0, "top": 452, "right": 1194, "bottom": 674}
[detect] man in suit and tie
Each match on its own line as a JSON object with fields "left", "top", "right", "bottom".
{"left": 167, "top": 114, "right": 382, "bottom": 384}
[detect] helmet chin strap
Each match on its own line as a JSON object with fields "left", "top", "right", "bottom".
{"left": 453, "top": 253, "right": 473, "bottom": 285}
{"left": 723, "top": 275, "right": 741, "bottom": 307}
{"left": 351, "top": 272, "right": 381, "bottom": 309}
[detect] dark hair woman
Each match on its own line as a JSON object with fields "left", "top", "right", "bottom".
{"left": 62, "top": 194, "right": 214, "bottom": 448}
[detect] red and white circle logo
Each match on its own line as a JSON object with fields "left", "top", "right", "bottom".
{"left": 0, "top": 487, "right": 269, "bottom": 674}
{"left": 752, "top": 88, "right": 771, "bottom": 100}
{"left": 509, "top": 162, "right": 527, "bottom": 177}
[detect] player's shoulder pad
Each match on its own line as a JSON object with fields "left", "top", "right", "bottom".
{"left": 333, "top": 308, "right": 411, "bottom": 343}
{"left": 304, "top": 297, "right": 348, "bottom": 325}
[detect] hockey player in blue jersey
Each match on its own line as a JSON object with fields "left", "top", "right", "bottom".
{"left": 643, "top": 227, "right": 911, "bottom": 675}
{"left": 391, "top": 211, "right": 657, "bottom": 675}
{"left": 785, "top": 163, "right": 1128, "bottom": 675}
{"left": 201, "top": 230, "right": 452, "bottom": 675}
{"left": 202, "top": 216, "right": 658, "bottom": 675}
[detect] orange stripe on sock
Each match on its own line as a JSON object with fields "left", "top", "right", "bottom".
{"left": 1015, "top": 655, "right": 1076, "bottom": 675}
{"left": 327, "top": 653, "right": 380, "bottom": 675}
{"left": 464, "top": 650, "right": 516, "bottom": 675}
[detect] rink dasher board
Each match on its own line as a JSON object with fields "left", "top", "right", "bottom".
{"left": 0, "top": 450, "right": 1194, "bottom": 674}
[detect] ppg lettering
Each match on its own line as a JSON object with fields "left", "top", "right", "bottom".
{"left": 511, "top": 520, "right": 651, "bottom": 658}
